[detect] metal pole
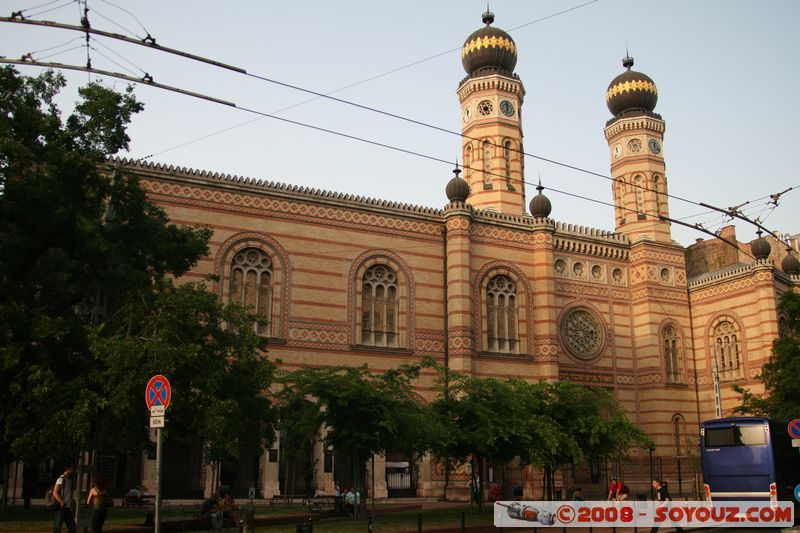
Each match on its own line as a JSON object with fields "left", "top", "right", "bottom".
{"left": 460, "top": 509, "right": 465, "bottom": 533}
{"left": 155, "top": 427, "right": 162, "bottom": 533}
{"left": 417, "top": 511, "right": 422, "bottom": 533}
{"left": 712, "top": 351, "right": 722, "bottom": 419}
{"left": 648, "top": 448, "right": 654, "bottom": 500}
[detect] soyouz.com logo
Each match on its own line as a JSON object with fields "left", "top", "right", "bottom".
{"left": 494, "top": 501, "right": 795, "bottom": 528}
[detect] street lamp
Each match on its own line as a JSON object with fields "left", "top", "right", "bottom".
{"left": 648, "top": 447, "right": 655, "bottom": 500}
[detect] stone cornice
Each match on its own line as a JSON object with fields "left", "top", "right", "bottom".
{"left": 604, "top": 114, "right": 665, "bottom": 140}
{"left": 553, "top": 222, "right": 630, "bottom": 260}
{"left": 457, "top": 74, "right": 525, "bottom": 102}
{"left": 106, "top": 157, "right": 444, "bottom": 222}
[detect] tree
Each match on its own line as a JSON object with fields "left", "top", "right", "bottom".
{"left": 429, "top": 373, "right": 536, "bottom": 511}
{"left": 0, "top": 66, "right": 275, "bottom": 470}
{"left": 88, "top": 280, "right": 277, "bottom": 463}
{"left": 531, "top": 381, "right": 652, "bottom": 500}
{"left": 426, "top": 360, "right": 652, "bottom": 504}
{"left": 734, "top": 290, "right": 800, "bottom": 421}
{"left": 278, "top": 363, "right": 434, "bottom": 515}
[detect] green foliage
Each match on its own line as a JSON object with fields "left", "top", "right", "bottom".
{"left": 426, "top": 361, "right": 651, "bottom": 502}
{"left": 0, "top": 66, "right": 273, "bottom": 464}
{"left": 276, "top": 363, "right": 434, "bottom": 490}
{"left": 734, "top": 291, "right": 800, "bottom": 421}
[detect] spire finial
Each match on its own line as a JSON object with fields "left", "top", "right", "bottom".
{"left": 622, "top": 46, "right": 634, "bottom": 70}
{"left": 453, "top": 160, "right": 461, "bottom": 178}
{"left": 537, "top": 175, "right": 544, "bottom": 193}
{"left": 482, "top": 4, "right": 494, "bottom": 26}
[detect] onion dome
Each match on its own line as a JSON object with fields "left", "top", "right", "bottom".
{"left": 461, "top": 10, "right": 517, "bottom": 76}
{"left": 529, "top": 181, "right": 552, "bottom": 218}
{"left": 750, "top": 231, "right": 771, "bottom": 260}
{"left": 782, "top": 251, "right": 800, "bottom": 275}
{"left": 606, "top": 55, "right": 658, "bottom": 117}
{"left": 446, "top": 165, "right": 470, "bottom": 202}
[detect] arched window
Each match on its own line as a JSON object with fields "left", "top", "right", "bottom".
{"left": 653, "top": 174, "right": 663, "bottom": 217}
{"left": 615, "top": 179, "right": 626, "bottom": 224}
{"left": 361, "top": 265, "right": 398, "bottom": 347}
{"left": 486, "top": 275, "right": 518, "bottom": 352}
{"left": 634, "top": 175, "right": 645, "bottom": 219}
{"left": 713, "top": 319, "right": 743, "bottom": 381}
{"left": 230, "top": 248, "right": 273, "bottom": 335}
{"left": 482, "top": 140, "right": 492, "bottom": 187}
{"left": 504, "top": 140, "right": 514, "bottom": 190}
{"left": 672, "top": 415, "right": 686, "bottom": 457}
{"left": 663, "top": 324, "right": 683, "bottom": 383}
{"left": 464, "top": 144, "right": 473, "bottom": 182}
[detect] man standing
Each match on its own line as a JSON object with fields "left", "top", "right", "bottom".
{"left": 650, "top": 478, "right": 683, "bottom": 533}
{"left": 52, "top": 465, "right": 76, "bottom": 533}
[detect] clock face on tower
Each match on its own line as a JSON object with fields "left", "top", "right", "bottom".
{"left": 612, "top": 143, "right": 622, "bottom": 159}
{"left": 500, "top": 100, "right": 515, "bottom": 117}
{"left": 462, "top": 106, "right": 472, "bottom": 123}
{"left": 648, "top": 138, "right": 661, "bottom": 154}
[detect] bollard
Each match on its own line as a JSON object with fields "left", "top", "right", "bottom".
{"left": 461, "top": 509, "right": 465, "bottom": 533}
{"left": 367, "top": 514, "right": 374, "bottom": 532}
{"left": 417, "top": 511, "right": 422, "bottom": 533}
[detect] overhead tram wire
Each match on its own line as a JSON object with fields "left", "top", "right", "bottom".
{"left": 97, "top": 0, "right": 152, "bottom": 40}
{"left": 1, "top": 57, "right": 763, "bottom": 260}
{"left": 1, "top": 10, "right": 709, "bottom": 215}
{"left": 0, "top": 3, "right": 611, "bottom": 187}
{"left": 8, "top": 1, "right": 795, "bottom": 252}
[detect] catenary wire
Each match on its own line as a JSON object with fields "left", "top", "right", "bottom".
{"left": 0, "top": 57, "right": 780, "bottom": 259}
{"left": 90, "top": 5, "right": 145, "bottom": 40}
{"left": 22, "top": 0, "right": 75, "bottom": 19}
{"left": 98, "top": 0, "right": 151, "bottom": 38}
{"left": 0, "top": 9, "right": 712, "bottom": 214}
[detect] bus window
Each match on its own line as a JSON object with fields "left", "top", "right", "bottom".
{"left": 704, "top": 425, "right": 767, "bottom": 447}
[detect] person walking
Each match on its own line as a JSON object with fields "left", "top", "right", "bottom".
{"left": 650, "top": 479, "right": 683, "bottom": 533}
{"left": 86, "top": 473, "right": 109, "bottom": 533}
{"left": 52, "top": 465, "right": 77, "bottom": 533}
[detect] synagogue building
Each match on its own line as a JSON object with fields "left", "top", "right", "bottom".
{"left": 23, "top": 11, "right": 800, "bottom": 501}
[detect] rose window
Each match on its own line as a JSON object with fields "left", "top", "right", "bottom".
{"left": 563, "top": 309, "right": 603, "bottom": 358}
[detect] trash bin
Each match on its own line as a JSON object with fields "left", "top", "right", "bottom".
{"left": 296, "top": 518, "right": 313, "bottom": 533}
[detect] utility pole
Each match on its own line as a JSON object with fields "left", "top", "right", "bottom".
{"left": 712, "top": 352, "right": 722, "bottom": 419}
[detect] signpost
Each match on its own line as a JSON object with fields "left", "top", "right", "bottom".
{"left": 145, "top": 375, "right": 171, "bottom": 533}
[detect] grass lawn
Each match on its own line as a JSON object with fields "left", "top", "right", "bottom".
{"left": 0, "top": 504, "right": 306, "bottom": 531}
{"left": 254, "top": 506, "right": 495, "bottom": 533}
{"left": 0, "top": 504, "right": 495, "bottom": 532}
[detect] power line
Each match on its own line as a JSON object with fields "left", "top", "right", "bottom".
{"left": 4, "top": 56, "right": 766, "bottom": 260}
{"left": 3, "top": 3, "right": 795, "bottom": 247}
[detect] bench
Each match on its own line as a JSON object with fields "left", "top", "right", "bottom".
{"left": 269, "top": 495, "right": 308, "bottom": 506}
{"left": 307, "top": 496, "right": 344, "bottom": 516}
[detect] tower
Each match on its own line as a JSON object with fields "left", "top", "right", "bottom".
{"left": 604, "top": 56, "right": 671, "bottom": 243}
{"left": 458, "top": 10, "right": 526, "bottom": 215}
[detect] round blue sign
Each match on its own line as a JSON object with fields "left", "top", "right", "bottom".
{"left": 795, "top": 483, "right": 800, "bottom": 503}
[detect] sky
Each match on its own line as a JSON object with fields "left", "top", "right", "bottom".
{"left": 2, "top": 0, "right": 799, "bottom": 248}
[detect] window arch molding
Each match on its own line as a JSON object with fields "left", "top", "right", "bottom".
{"left": 706, "top": 313, "right": 747, "bottom": 382}
{"left": 659, "top": 320, "right": 685, "bottom": 384}
{"left": 348, "top": 250, "right": 415, "bottom": 350}
{"left": 472, "top": 261, "right": 532, "bottom": 355}
{"left": 214, "top": 232, "right": 291, "bottom": 340}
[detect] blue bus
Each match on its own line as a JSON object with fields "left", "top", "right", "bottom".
{"left": 700, "top": 417, "right": 800, "bottom": 503}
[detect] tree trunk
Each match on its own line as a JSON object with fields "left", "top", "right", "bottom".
{"left": 0, "top": 451, "right": 8, "bottom": 515}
